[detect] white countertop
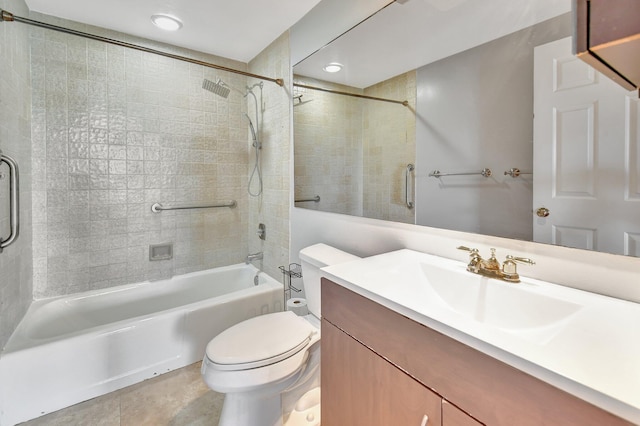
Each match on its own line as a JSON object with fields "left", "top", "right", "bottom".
{"left": 321, "top": 249, "right": 640, "bottom": 424}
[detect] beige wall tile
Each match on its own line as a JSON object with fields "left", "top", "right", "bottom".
{"left": 247, "top": 32, "right": 292, "bottom": 280}
{"left": 0, "top": 0, "right": 33, "bottom": 349}
{"left": 29, "top": 13, "right": 252, "bottom": 297}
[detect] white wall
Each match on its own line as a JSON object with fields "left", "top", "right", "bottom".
{"left": 289, "top": 0, "right": 389, "bottom": 65}
{"left": 290, "top": 207, "right": 640, "bottom": 304}
{"left": 415, "top": 15, "right": 570, "bottom": 240}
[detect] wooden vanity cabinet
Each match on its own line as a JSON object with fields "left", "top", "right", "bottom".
{"left": 321, "top": 278, "right": 633, "bottom": 426}
{"left": 322, "top": 319, "right": 442, "bottom": 425}
{"left": 575, "top": 0, "right": 640, "bottom": 91}
{"left": 442, "top": 400, "right": 482, "bottom": 426}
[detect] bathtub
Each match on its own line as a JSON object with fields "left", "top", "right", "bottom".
{"left": 0, "top": 263, "right": 283, "bottom": 426}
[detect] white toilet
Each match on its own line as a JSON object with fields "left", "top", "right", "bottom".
{"left": 201, "top": 244, "right": 359, "bottom": 426}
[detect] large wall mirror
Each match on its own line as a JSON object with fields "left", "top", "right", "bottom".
{"left": 293, "top": 0, "right": 640, "bottom": 258}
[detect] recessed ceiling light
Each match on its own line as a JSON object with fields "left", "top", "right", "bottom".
{"left": 151, "top": 14, "right": 183, "bottom": 31}
{"left": 323, "top": 62, "right": 343, "bottom": 73}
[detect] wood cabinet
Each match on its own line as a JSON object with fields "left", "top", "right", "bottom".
{"left": 322, "top": 319, "right": 441, "bottom": 426}
{"left": 321, "top": 278, "right": 633, "bottom": 426}
{"left": 575, "top": 0, "right": 640, "bottom": 91}
{"left": 442, "top": 400, "right": 482, "bottom": 426}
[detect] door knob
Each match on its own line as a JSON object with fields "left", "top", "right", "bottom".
{"left": 536, "top": 207, "right": 550, "bottom": 218}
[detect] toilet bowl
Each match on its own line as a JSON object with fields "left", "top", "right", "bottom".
{"left": 201, "top": 244, "right": 359, "bottom": 426}
{"left": 284, "top": 387, "right": 321, "bottom": 426}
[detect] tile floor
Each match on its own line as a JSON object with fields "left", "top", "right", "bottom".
{"left": 20, "top": 362, "right": 224, "bottom": 426}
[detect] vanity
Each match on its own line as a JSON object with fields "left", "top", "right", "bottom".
{"left": 320, "top": 250, "right": 640, "bottom": 425}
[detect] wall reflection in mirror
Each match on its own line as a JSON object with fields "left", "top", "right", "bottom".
{"left": 292, "top": 0, "right": 640, "bottom": 258}
{"left": 293, "top": 73, "right": 416, "bottom": 224}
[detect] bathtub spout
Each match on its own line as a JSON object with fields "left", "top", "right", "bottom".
{"left": 245, "top": 252, "right": 263, "bottom": 264}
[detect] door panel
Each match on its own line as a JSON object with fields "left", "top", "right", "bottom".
{"left": 321, "top": 319, "right": 442, "bottom": 426}
{"left": 533, "top": 37, "right": 640, "bottom": 255}
{"left": 553, "top": 103, "right": 595, "bottom": 197}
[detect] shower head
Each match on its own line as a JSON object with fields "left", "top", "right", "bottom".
{"left": 202, "top": 78, "right": 230, "bottom": 98}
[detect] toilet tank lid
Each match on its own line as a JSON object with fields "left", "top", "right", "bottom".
{"left": 299, "top": 243, "right": 360, "bottom": 268}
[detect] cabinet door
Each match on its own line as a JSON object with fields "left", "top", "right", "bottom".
{"left": 321, "top": 319, "right": 442, "bottom": 426}
{"left": 575, "top": 0, "right": 640, "bottom": 90}
{"left": 442, "top": 400, "right": 483, "bottom": 426}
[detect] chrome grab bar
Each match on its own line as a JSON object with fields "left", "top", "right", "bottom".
{"left": 0, "top": 150, "right": 19, "bottom": 253}
{"left": 429, "top": 168, "right": 492, "bottom": 178}
{"left": 405, "top": 164, "right": 415, "bottom": 209}
{"left": 151, "top": 201, "right": 236, "bottom": 213}
{"left": 504, "top": 167, "right": 532, "bottom": 178}
{"left": 295, "top": 195, "right": 320, "bottom": 203}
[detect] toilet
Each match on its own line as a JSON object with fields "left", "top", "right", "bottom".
{"left": 201, "top": 244, "right": 360, "bottom": 426}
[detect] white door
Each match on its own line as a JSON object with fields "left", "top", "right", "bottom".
{"left": 533, "top": 37, "right": 640, "bottom": 256}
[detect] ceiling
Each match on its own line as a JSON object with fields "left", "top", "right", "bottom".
{"left": 21, "top": 0, "right": 573, "bottom": 88}
{"left": 293, "top": 0, "right": 571, "bottom": 88}
{"left": 24, "top": 0, "right": 323, "bottom": 63}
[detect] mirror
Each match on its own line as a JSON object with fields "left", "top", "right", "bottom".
{"left": 293, "top": 0, "right": 640, "bottom": 257}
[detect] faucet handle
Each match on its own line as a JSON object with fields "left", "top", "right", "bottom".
{"left": 457, "top": 246, "right": 482, "bottom": 273}
{"left": 507, "top": 255, "right": 535, "bottom": 265}
{"left": 457, "top": 246, "right": 478, "bottom": 254}
{"left": 502, "top": 255, "right": 535, "bottom": 283}
{"left": 457, "top": 246, "right": 481, "bottom": 261}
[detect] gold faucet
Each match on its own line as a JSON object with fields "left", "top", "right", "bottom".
{"left": 457, "top": 247, "right": 535, "bottom": 283}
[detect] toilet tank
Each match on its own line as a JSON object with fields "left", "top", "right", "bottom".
{"left": 299, "top": 244, "right": 360, "bottom": 318}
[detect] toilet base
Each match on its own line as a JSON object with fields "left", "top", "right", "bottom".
{"left": 219, "top": 390, "right": 283, "bottom": 426}
{"left": 284, "top": 387, "right": 321, "bottom": 426}
{"left": 215, "top": 361, "right": 309, "bottom": 426}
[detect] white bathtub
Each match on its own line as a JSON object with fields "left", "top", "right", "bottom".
{"left": 0, "top": 264, "right": 283, "bottom": 426}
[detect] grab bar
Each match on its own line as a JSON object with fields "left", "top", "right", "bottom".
{"left": 295, "top": 195, "right": 320, "bottom": 203}
{"left": 151, "top": 201, "right": 236, "bottom": 213}
{"left": 504, "top": 168, "right": 532, "bottom": 178}
{"left": 0, "top": 150, "right": 19, "bottom": 253}
{"left": 405, "top": 164, "right": 415, "bottom": 209}
{"left": 429, "top": 168, "right": 492, "bottom": 178}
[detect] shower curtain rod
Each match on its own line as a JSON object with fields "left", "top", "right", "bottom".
{"left": 0, "top": 9, "right": 284, "bottom": 87}
{"left": 293, "top": 82, "right": 409, "bottom": 106}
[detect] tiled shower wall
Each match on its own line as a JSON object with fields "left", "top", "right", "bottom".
{"left": 247, "top": 32, "right": 292, "bottom": 280}
{"left": 293, "top": 78, "right": 364, "bottom": 216}
{"left": 292, "top": 72, "right": 416, "bottom": 223}
{"left": 30, "top": 14, "right": 252, "bottom": 298}
{"left": 363, "top": 71, "right": 416, "bottom": 224}
{"left": 0, "top": 0, "right": 33, "bottom": 349}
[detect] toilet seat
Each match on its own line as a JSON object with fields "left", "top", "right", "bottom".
{"left": 205, "top": 311, "right": 316, "bottom": 371}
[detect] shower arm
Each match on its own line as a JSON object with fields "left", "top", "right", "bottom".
{"left": 0, "top": 9, "right": 284, "bottom": 87}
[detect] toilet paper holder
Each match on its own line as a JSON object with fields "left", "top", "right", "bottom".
{"left": 279, "top": 263, "right": 303, "bottom": 300}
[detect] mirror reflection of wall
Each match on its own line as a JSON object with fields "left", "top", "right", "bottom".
{"left": 292, "top": 2, "right": 640, "bottom": 258}
{"left": 293, "top": 72, "right": 417, "bottom": 224}
{"left": 416, "top": 14, "right": 570, "bottom": 241}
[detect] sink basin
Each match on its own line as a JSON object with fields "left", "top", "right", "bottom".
{"left": 419, "top": 262, "right": 583, "bottom": 338}
{"left": 321, "top": 248, "right": 640, "bottom": 421}
{"left": 322, "top": 249, "right": 584, "bottom": 344}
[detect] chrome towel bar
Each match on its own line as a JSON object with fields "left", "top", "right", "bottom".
{"left": 295, "top": 196, "right": 320, "bottom": 203}
{"left": 504, "top": 168, "right": 533, "bottom": 178}
{"left": 429, "top": 168, "right": 492, "bottom": 178}
{"left": 151, "top": 201, "right": 236, "bottom": 213}
{"left": 0, "top": 150, "right": 19, "bottom": 253}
